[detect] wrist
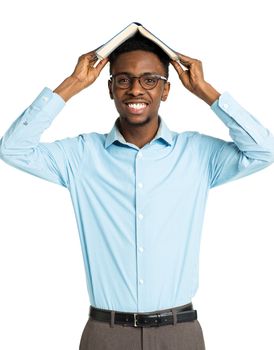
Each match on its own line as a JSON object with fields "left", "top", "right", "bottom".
{"left": 53, "top": 76, "right": 84, "bottom": 102}
{"left": 194, "top": 81, "right": 221, "bottom": 106}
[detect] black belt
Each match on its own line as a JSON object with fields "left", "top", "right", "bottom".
{"left": 89, "top": 303, "right": 197, "bottom": 327}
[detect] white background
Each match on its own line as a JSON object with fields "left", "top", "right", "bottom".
{"left": 0, "top": 1, "right": 274, "bottom": 349}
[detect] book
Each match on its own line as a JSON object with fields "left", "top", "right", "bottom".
{"left": 94, "top": 22, "right": 179, "bottom": 66}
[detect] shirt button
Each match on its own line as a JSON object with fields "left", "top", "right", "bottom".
{"left": 23, "top": 121, "right": 28, "bottom": 126}
{"left": 138, "top": 152, "right": 143, "bottom": 158}
{"left": 138, "top": 182, "right": 143, "bottom": 188}
{"left": 139, "top": 279, "right": 144, "bottom": 284}
{"left": 223, "top": 103, "right": 229, "bottom": 109}
{"left": 138, "top": 213, "right": 144, "bottom": 220}
{"left": 42, "top": 96, "right": 49, "bottom": 102}
{"left": 139, "top": 246, "right": 144, "bottom": 253}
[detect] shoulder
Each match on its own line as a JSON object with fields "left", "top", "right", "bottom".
{"left": 56, "top": 131, "right": 106, "bottom": 148}
{"left": 46, "top": 132, "right": 107, "bottom": 162}
{"left": 175, "top": 130, "right": 229, "bottom": 156}
{"left": 178, "top": 130, "right": 226, "bottom": 145}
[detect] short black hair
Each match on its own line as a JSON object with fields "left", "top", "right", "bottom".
{"left": 109, "top": 32, "right": 170, "bottom": 78}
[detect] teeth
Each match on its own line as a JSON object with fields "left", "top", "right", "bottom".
{"left": 127, "top": 103, "right": 146, "bottom": 109}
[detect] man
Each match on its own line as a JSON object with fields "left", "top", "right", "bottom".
{"left": 1, "top": 33, "right": 274, "bottom": 350}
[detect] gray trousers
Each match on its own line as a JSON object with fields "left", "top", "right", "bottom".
{"left": 79, "top": 304, "right": 206, "bottom": 350}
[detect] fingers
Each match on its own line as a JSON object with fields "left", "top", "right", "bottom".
{"left": 83, "top": 46, "right": 102, "bottom": 55}
{"left": 171, "top": 52, "right": 203, "bottom": 79}
{"left": 170, "top": 52, "right": 205, "bottom": 94}
{"left": 170, "top": 60, "right": 186, "bottom": 79}
{"left": 79, "top": 51, "right": 109, "bottom": 68}
{"left": 79, "top": 46, "right": 103, "bottom": 62}
{"left": 78, "top": 51, "right": 98, "bottom": 64}
{"left": 176, "top": 52, "right": 195, "bottom": 66}
{"left": 94, "top": 57, "right": 109, "bottom": 71}
{"left": 77, "top": 50, "right": 98, "bottom": 63}
{"left": 170, "top": 53, "right": 193, "bottom": 77}
{"left": 81, "top": 49, "right": 98, "bottom": 57}
{"left": 76, "top": 50, "right": 109, "bottom": 74}
{"left": 173, "top": 52, "right": 202, "bottom": 69}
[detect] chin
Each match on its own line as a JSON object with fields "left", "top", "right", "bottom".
{"left": 123, "top": 115, "right": 152, "bottom": 126}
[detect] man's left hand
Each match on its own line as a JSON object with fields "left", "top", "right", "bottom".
{"left": 171, "top": 53, "right": 221, "bottom": 105}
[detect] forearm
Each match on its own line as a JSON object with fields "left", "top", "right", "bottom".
{"left": 194, "top": 81, "right": 221, "bottom": 106}
{"left": 53, "top": 53, "right": 109, "bottom": 102}
{"left": 53, "top": 76, "right": 85, "bottom": 102}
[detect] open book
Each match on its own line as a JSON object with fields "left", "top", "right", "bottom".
{"left": 94, "top": 22, "right": 179, "bottom": 66}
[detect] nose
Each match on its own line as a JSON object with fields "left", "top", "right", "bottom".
{"left": 127, "top": 77, "right": 145, "bottom": 96}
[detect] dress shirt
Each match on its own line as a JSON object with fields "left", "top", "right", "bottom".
{"left": 1, "top": 87, "right": 274, "bottom": 312}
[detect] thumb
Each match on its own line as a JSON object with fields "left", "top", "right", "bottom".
{"left": 171, "top": 60, "right": 185, "bottom": 75}
{"left": 94, "top": 57, "right": 109, "bottom": 72}
{"left": 170, "top": 60, "right": 189, "bottom": 85}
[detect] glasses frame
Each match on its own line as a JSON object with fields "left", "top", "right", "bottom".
{"left": 109, "top": 73, "right": 168, "bottom": 90}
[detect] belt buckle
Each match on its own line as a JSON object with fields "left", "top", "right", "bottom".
{"left": 133, "top": 313, "right": 138, "bottom": 327}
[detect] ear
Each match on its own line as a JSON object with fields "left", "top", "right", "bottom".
{"left": 108, "top": 80, "right": 114, "bottom": 100}
{"left": 161, "top": 82, "right": 170, "bottom": 101}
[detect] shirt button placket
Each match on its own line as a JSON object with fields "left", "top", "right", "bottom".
{"left": 135, "top": 150, "right": 145, "bottom": 309}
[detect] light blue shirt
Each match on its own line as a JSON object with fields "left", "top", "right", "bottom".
{"left": 1, "top": 87, "right": 274, "bottom": 312}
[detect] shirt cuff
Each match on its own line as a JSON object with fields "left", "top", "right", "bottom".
{"left": 31, "top": 87, "right": 66, "bottom": 115}
{"left": 210, "top": 91, "right": 265, "bottom": 144}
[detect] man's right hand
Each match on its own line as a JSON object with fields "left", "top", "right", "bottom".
{"left": 53, "top": 51, "right": 109, "bottom": 102}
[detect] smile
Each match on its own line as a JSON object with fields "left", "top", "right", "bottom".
{"left": 125, "top": 102, "right": 148, "bottom": 114}
{"left": 127, "top": 103, "right": 147, "bottom": 109}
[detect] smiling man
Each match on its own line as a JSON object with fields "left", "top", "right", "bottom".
{"left": 108, "top": 49, "right": 170, "bottom": 148}
{"left": 1, "top": 32, "right": 274, "bottom": 350}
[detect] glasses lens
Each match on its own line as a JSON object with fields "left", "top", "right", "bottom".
{"left": 140, "top": 75, "right": 159, "bottom": 89}
{"left": 113, "top": 74, "right": 163, "bottom": 89}
{"left": 114, "top": 74, "right": 131, "bottom": 88}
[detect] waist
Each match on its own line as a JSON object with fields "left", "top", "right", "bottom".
{"left": 89, "top": 302, "right": 197, "bottom": 327}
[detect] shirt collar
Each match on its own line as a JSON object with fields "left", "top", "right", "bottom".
{"left": 105, "top": 116, "right": 173, "bottom": 149}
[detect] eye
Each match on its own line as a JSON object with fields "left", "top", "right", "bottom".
{"left": 117, "top": 75, "right": 130, "bottom": 84}
{"left": 143, "top": 76, "right": 157, "bottom": 85}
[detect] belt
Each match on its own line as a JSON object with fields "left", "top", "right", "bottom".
{"left": 89, "top": 303, "right": 197, "bottom": 327}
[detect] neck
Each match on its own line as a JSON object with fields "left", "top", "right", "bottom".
{"left": 117, "top": 116, "right": 160, "bottom": 148}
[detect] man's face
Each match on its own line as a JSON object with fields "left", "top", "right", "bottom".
{"left": 108, "top": 50, "right": 170, "bottom": 127}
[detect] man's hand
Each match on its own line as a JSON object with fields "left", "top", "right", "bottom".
{"left": 171, "top": 53, "right": 221, "bottom": 105}
{"left": 53, "top": 51, "right": 109, "bottom": 102}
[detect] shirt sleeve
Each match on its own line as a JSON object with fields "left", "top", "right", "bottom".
{"left": 0, "top": 87, "right": 81, "bottom": 188}
{"left": 207, "top": 92, "right": 274, "bottom": 188}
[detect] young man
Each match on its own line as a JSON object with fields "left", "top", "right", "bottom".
{"left": 1, "top": 34, "right": 274, "bottom": 350}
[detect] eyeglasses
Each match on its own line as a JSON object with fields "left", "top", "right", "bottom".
{"left": 110, "top": 73, "right": 168, "bottom": 90}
